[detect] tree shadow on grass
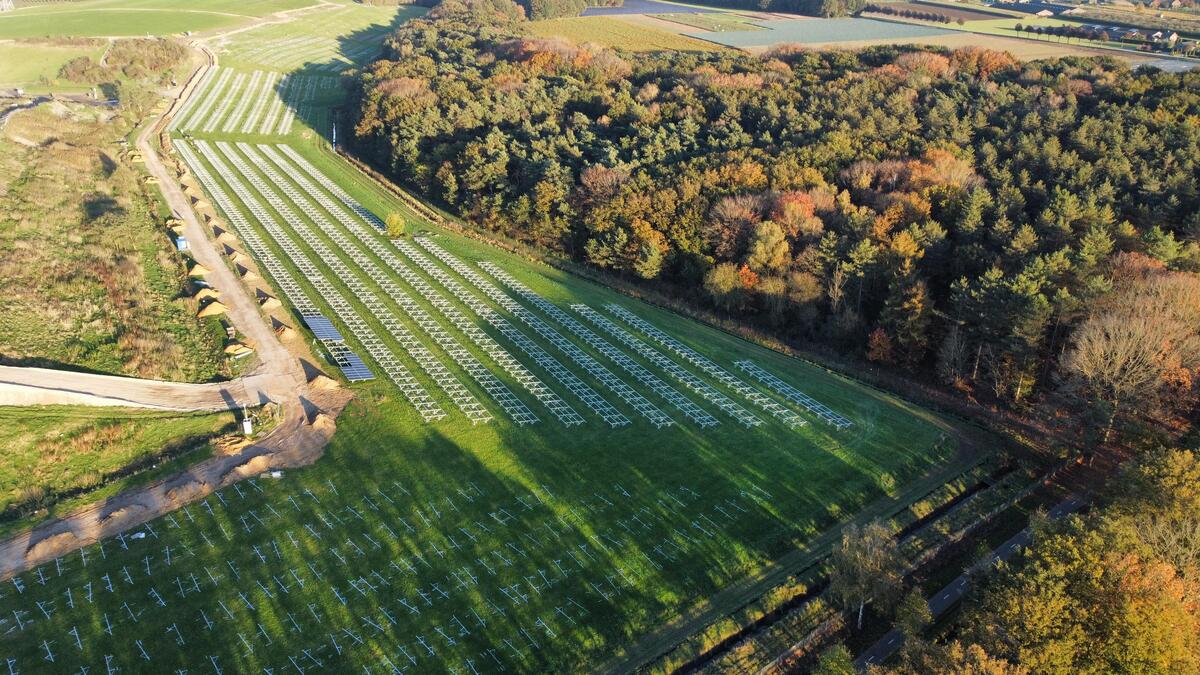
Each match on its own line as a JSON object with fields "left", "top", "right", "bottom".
{"left": 269, "top": 8, "right": 419, "bottom": 141}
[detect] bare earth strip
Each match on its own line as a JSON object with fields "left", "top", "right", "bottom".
{"left": 0, "top": 366, "right": 270, "bottom": 410}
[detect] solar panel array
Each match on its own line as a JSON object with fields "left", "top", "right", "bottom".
{"left": 300, "top": 313, "right": 343, "bottom": 342}
{"left": 416, "top": 238, "right": 676, "bottom": 428}
{"left": 571, "top": 304, "right": 763, "bottom": 428}
{"left": 394, "top": 239, "right": 612, "bottom": 427}
{"left": 477, "top": 263, "right": 720, "bottom": 429}
{"left": 213, "top": 142, "right": 478, "bottom": 423}
{"left": 261, "top": 145, "right": 573, "bottom": 427}
{"left": 604, "top": 304, "right": 808, "bottom": 428}
{"left": 418, "top": 241, "right": 675, "bottom": 428}
{"left": 169, "top": 67, "right": 331, "bottom": 136}
{"left": 735, "top": 360, "right": 853, "bottom": 429}
{"left": 237, "top": 143, "right": 510, "bottom": 426}
{"left": 173, "top": 140, "right": 374, "bottom": 384}
{"left": 187, "top": 140, "right": 444, "bottom": 420}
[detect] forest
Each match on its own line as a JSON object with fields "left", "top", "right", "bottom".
{"left": 349, "top": 0, "right": 1200, "bottom": 443}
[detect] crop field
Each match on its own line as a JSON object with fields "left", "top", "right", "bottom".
{"left": 0, "top": 126, "right": 975, "bottom": 672}
{"left": 528, "top": 16, "right": 725, "bottom": 52}
{"left": 688, "top": 17, "right": 954, "bottom": 48}
{"left": 214, "top": 4, "right": 424, "bottom": 73}
{"left": 652, "top": 11, "right": 765, "bottom": 32}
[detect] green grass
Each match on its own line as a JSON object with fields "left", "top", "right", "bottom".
{"left": 0, "top": 133, "right": 985, "bottom": 672}
{"left": 0, "top": 0, "right": 318, "bottom": 39}
{"left": 0, "top": 40, "right": 106, "bottom": 89}
{"left": 0, "top": 406, "right": 236, "bottom": 538}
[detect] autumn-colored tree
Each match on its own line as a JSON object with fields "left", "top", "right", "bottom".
{"left": 1063, "top": 268, "right": 1200, "bottom": 441}
{"left": 959, "top": 470, "right": 1200, "bottom": 675}
{"left": 385, "top": 212, "right": 406, "bottom": 238}
{"left": 745, "top": 220, "right": 790, "bottom": 275}
{"left": 704, "top": 263, "right": 742, "bottom": 313}
{"left": 867, "top": 327, "right": 894, "bottom": 364}
{"left": 830, "top": 521, "right": 906, "bottom": 629}
{"left": 887, "top": 641, "right": 1027, "bottom": 675}
{"left": 814, "top": 644, "right": 856, "bottom": 675}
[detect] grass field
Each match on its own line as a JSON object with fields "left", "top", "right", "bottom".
{"left": 214, "top": 3, "right": 423, "bottom": 72}
{"left": 0, "top": 0, "right": 317, "bottom": 38}
{"left": 0, "top": 40, "right": 106, "bottom": 89}
{"left": 528, "top": 16, "right": 725, "bottom": 52}
{"left": 0, "top": 120, "right": 981, "bottom": 671}
{"left": 0, "top": 406, "right": 236, "bottom": 539}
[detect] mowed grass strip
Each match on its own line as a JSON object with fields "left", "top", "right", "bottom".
{"left": 528, "top": 16, "right": 726, "bottom": 52}
{"left": 0, "top": 134, "right": 977, "bottom": 673}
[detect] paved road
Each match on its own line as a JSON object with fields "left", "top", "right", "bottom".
{"left": 856, "top": 496, "right": 1086, "bottom": 670}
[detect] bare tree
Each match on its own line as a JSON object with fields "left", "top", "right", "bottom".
{"left": 827, "top": 264, "right": 847, "bottom": 315}
{"left": 1063, "top": 270, "right": 1200, "bottom": 442}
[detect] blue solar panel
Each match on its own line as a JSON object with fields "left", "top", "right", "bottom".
{"left": 338, "top": 351, "right": 374, "bottom": 382}
{"left": 301, "top": 313, "right": 344, "bottom": 342}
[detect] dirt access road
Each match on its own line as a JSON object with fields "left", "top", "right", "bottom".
{"left": 0, "top": 33, "right": 352, "bottom": 580}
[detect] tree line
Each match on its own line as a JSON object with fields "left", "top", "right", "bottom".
{"left": 855, "top": 445, "right": 1200, "bottom": 673}
{"left": 349, "top": 0, "right": 1200, "bottom": 443}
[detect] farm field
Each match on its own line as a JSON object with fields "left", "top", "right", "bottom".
{"left": 0, "top": 118, "right": 978, "bottom": 671}
{"left": 0, "top": 0, "right": 316, "bottom": 39}
{"left": 0, "top": 406, "right": 237, "bottom": 539}
{"left": 213, "top": 3, "right": 424, "bottom": 73}
{"left": 528, "top": 16, "right": 725, "bottom": 51}
{"left": 652, "top": 11, "right": 765, "bottom": 32}
{"left": 687, "top": 17, "right": 953, "bottom": 48}
{"left": 0, "top": 39, "right": 105, "bottom": 89}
